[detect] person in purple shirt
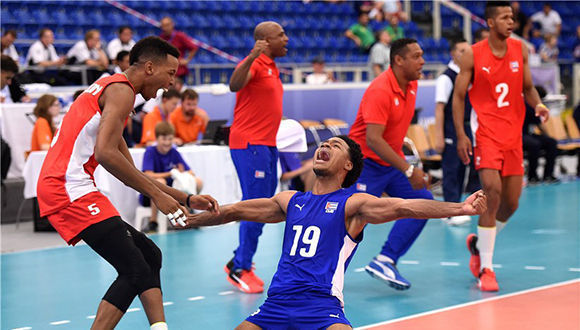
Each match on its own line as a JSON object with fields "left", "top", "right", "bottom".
{"left": 160, "top": 17, "right": 198, "bottom": 80}
{"left": 141, "top": 122, "right": 203, "bottom": 232}
{"left": 279, "top": 152, "right": 314, "bottom": 192}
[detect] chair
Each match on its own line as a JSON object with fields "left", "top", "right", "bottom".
{"left": 564, "top": 113, "right": 580, "bottom": 142}
{"left": 406, "top": 124, "right": 442, "bottom": 168}
{"left": 322, "top": 118, "right": 348, "bottom": 136}
{"left": 542, "top": 116, "right": 580, "bottom": 151}
{"left": 427, "top": 124, "right": 439, "bottom": 152}
{"left": 134, "top": 206, "right": 168, "bottom": 234}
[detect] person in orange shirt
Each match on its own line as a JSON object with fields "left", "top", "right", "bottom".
{"left": 140, "top": 88, "right": 181, "bottom": 146}
{"left": 30, "top": 94, "right": 61, "bottom": 151}
{"left": 169, "top": 89, "right": 209, "bottom": 145}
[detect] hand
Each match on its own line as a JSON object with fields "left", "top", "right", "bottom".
{"left": 173, "top": 137, "right": 184, "bottom": 146}
{"left": 188, "top": 194, "right": 220, "bottom": 214}
{"left": 456, "top": 134, "right": 472, "bottom": 165}
{"left": 354, "top": 38, "right": 362, "bottom": 47}
{"left": 535, "top": 103, "right": 550, "bottom": 123}
{"left": 461, "top": 190, "right": 487, "bottom": 215}
{"left": 408, "top": 167, "right": 428, "bottom": 190}
{"left": 178, "top": 58, "right": 189, "bottom": 66}
{"left": 249, "top": 40, "right": 269, "bottom": 59}
{"left": 152, "top": 191, "right": 190, "bottom": 227}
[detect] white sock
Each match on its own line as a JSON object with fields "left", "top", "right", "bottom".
{"left": 496, "top": 220, "right": 507, "bottom": 233}
{"left": 476, "top": 226, "right": 496, "bottom": 271}
{"left": 376, "top": 254, "right": 395, "bottom": 264}
{"left": 151, "top": 322, "right": 168, "bottom": 330}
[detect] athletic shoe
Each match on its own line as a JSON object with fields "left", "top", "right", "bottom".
{"left": 543, "top": 176, "right": 561, "bottom": 184}
{"left": 226, "top": 268, "right": 263, "bottom": 293}
{"left": 466, "top": 233, "right": 480, "bottom": 278}
{"left": 478, "top": 268, "right": 499, "bottom": 292}
{"left": 364, "top": 257, "right": 411, "bottom": 290}
{"left": 443, "top": 215, "right": 471, "bottom": 226}
{"left": 224, "top": 259, "right": 264, "bottom": 290}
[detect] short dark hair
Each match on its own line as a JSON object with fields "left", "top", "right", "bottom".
{"left": 390, "top": 38, "right": 418, "bottom": 64}
{"left": 485, "top": 1, "right": 511, "bottom": 20}
{"left": 336, "top": 135, "right": 363, "bottom": 188}
{"left": 449, "top": 37, "right": 467, "bottom": 52}
{"left": 3, "top": 30, "right": 17, "bottom": 38}
{"left": 116, "top": 50, "right": 130, "bottom": 63}
{"left": 72, "top": 89, "right": 84, "bottom": 101}
{"left": 311, "top": 57, "right": 324, "bottom": 64}
{"left": 181, "top": 88, "right": 199, "bottom": 101}
{"left": 474, "top": 28, "right": 489, "bottom": 42}
{"left": 39, "top": 28, "right": 52, "bottom": 39}
{"left": 162, "top": 88, "right": 181, "bottom": 100}
{"left": 155, "top": 121, "right": 175, "bottom": 138}
{"left": 118, "top": 26, "right": 132, "bottom": 35}
{"left": 1, "top": 55, "right": 18, "bottom": 73}
{"left": 129, "top": 36, "right": 180, "bottom": 66}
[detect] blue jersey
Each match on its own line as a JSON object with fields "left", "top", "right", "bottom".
{"left": 268, "top": 189, "right": 362, "bottom": 306}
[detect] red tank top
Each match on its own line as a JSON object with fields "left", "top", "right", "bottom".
{"left": 469, "top": 38, "right": 525, "bottom": 150}
{"left": 37, "top": 74, "right": 135, "bottom": 216}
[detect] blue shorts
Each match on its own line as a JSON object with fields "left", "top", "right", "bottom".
{"left": 246, "top": 296, "right": 351, "bottom": 329}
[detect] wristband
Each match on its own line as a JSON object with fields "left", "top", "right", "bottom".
{"left": 186, "top": 194, "right": 194, "bottom": 208}
{"left": 536, "top": 103, "right": 548, "bottom": 110}
{"left": 405, "top": 164, "right": 414, "bottom": 178}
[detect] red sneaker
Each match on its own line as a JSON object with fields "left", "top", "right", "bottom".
{"left": 466, "top": 234, "right": 480, "bottom": 278}
{"left": 247, "top": 268, "right": 264, "bottom": 287}
{"left": 226, "top": 269, "right": 264, "bottom": 293}
{"left": 478, "top": 268, "right": 499, "bottom": 292}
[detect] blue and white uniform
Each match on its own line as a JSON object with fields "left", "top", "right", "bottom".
{"left": 246, "top": 189, "right": 362, "bottom": 329}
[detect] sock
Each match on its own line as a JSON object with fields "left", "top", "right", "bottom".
{"left": 376, "top": 254, "right": 395, "bottom": 264}
{"left": 476, "top": 226, "right": 496, "bottom": 271}
{"left": 496, "top": 220, "right": 507, "bottom": 233}
{"left": 151, "top": 322, "right": 168, "bottom": 330}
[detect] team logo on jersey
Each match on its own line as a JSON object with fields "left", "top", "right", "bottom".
{"left": 510, "top": 61, "right": 519, "bottom": 72}
{"left": 481, "top": 67, "right": 491, "bottom": 74}
{"left": 394, "top": 98, "right": 399, "bottom": 106}
{"left": 254, "top": 170, "right": 265, "bottom": 178}
{"left": 356, "top": 183, "right": 367, "bottom": 192}
{"left": 268, "top": 68, "right": 272, "bottom": 75}
{"left": 325, "top": 202, "right": 339, "bottom": 213}
{"left": 295, "top": 204, "right": 305, "bottom": 211}
{"left": 476, "top": 156, "right": 481, "bottom": 166}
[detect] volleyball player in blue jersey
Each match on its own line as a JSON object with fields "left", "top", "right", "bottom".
{"left": 184, "top": 135, "right": 487, "bottom": 329}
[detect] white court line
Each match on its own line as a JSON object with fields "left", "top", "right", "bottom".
{"left": 50, "top": 320, "right": 70, "bottom": 326}
{"left": 440, "top": 262, "right": 460, "bottom": 266}
{"left": 87, "top": 315, "right": 95, "bottom": 319}
{"left": 354, "top": 278, "right": 580, "bottom": 329}
{"left": 12, "top": 327, "right": 32, "bottom": 330}
{"left": 525, "top": 266, "right": 546, "bottom": 270}
{"left": 354, "top": 267, "right": 366, "bottom": 272}
{"left": 188, "top": 296, "right": 205, "bottom": 301}
{"left": 127, "top": 307, "right": 141, "bottom": 312}
{"left": 162, "top": 302, "right": 174, "bottom": 306}
{"left": 219, "top": 291, "right": 234, "bottom": 296}
{"left": 493, "top": 264, "right": 502, "bottom": 268}
{"left": 400, "top": 260, "right": 419, "bottom": 265}
{"left": 569, "top": 268, "right": 580, "bottom": 272}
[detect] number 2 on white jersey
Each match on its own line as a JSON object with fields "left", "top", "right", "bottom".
{"left": 289, "top": 225, "right": 321, "bottom": 257}
{"left": 495, "top": 83, "right": 510, "bottom": 108}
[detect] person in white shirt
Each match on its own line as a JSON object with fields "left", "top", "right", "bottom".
{"left": 1, "top": 30, "right": 19, "bottom": 63}
{"left": 26, "top": 28, "right": 65, "bottom": 67}
{"left": 107, "top": 26, "right": 136, "bottom": 60}
{"left": 434, "top": 37, "right": 480, "bottom": 226}
{"left": 531, "top": 3, "right": 561, "bottom": 37}
{"left": 67, "top": 29, "right": 109, "bottom": 68}
{"left": 305, "top": 57, "right": 334, "bottom": 84}
{"left": 369, "top": 30, "right": 392, "bottom": 78}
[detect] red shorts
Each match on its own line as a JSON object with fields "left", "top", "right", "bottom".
{"left": 46, "top": 191, "right": 119, "bottom": 246}
{"left": 474, "top": 144, "right": 524, "bottom": 176}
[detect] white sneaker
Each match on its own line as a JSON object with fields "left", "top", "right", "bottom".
{"left": 443, "top": 215, "right": 471, "bottom": 226}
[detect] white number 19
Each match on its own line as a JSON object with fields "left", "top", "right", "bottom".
{"left": 289, "top": 225, "right": 321, "bottom": 258}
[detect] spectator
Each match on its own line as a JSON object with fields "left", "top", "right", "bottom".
{"left": 279, "top": 152, "right": 314, "bottom": 192}
{"left": 512, "top": 1, "right": 531, "bottom": 40}
{"left": 369, "top": 30, "right": 392, "bottom": 78}
{"left": 474, "top": 28, "right": 490, "bottom": 43}
{"left": 159, "top": 17, "right": 198, "bottom": 81}
{"left": 345, "top": 12, "right": 376, "bottom": 53}
{"left": 169, "top": 89, "right": 209, "bottom": 145}
{"left": 0, "top": 55, "right": 30, "bottom": 103}
{"left": 1, "top": 30, "right": 19, "bottom": 62}
{"left": 522, "top": 86, "right": 559, "bottom": 184}
{"left": 531, "top": 3, "right": 561, "bottom": 37}
{"left": 385, "top": 15, "right": 405, "bottom": 41}
{"left": 529, "top": 23, "right": 545, "bottom": 51}
{"left": 67, "top": 30, "right": 109, "bottom": 84}
{"left": 374, "top": 0, "right": 408, "bottom": 22}
{"left": 26, "top": 28, "right": 65, "bottom": 67}
{"left": 98, "top": 50, "right": 130, "bottom": 80}
{"left": 106, "top": 26, "right": 135, "bottom": 60}
{"left": 573, "top": 26, "right": 580, "bottom": 62}
{"left": 141, "top": 121, "right": 203, "bottom": 232}
{"left": 141, "top": 89, "right": 181, "bottom": 146}
{"left": 539, "top": 34, "right": 559, "bottom": 63}
{"left": 30, "top": 94, "right": 61, "bottom": 152}
{"left": 305, "top": 57, "right": 334, "bottom": 84}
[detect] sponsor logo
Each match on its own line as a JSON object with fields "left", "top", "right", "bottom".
{"left": 356, "top": 183, "right": 367, "bottom": 192}
{"left": 482, "top": 67, "right": 491, "bottom": 74}
{"left": 251, "top": 308, "right": 260, "bottom": 316}
{"left": 325, "top": 202, "right": 339, "bottom": 213}
{"left": 254, "top": 170, "right": 265, "bottom": 179}
{"left": 394, "top": 97, "right": 399, "bottom": 106}
{"left": 329, "top": 314, "right": 340, "bottom": 318}
{"left": 476, "top": 156, "right": 481, "bottom": 166}
{"left": 295, "top": 204, "right": 305, "bottom": 211}
{"left": 268, "top": 68, "right": 272, "bottom": 75}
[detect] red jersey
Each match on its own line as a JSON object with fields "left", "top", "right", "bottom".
{"left": 468, "top": 38, "right": 525, "bottom": 150}
{"left": 349, "top": 68, "right": 418, "bottom": 167}
{"left": 160, "top": 30, "right": 198, "bottom": 77}
{"left": 37, "top": 74, "right": 135, "bottom": 216}
{"left": 229, "top": 54, "right": 283, "bottom": 149}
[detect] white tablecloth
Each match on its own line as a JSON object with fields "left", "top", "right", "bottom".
{"left": 23, "top": 145, "right": 242, "bottom": 225}
{"left": 1, "top": 103, "right": 36, "bottom": 178}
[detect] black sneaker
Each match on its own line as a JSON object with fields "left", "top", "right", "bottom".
{"left": 543, "top": 176, "right": 561, "bottom": 184}
{"left": 527, "top": 177, "right": 541, "bottom": 185}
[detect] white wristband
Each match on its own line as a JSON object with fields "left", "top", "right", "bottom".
{"left": 405, "top": 164, "right": 414, "bottom": 178}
